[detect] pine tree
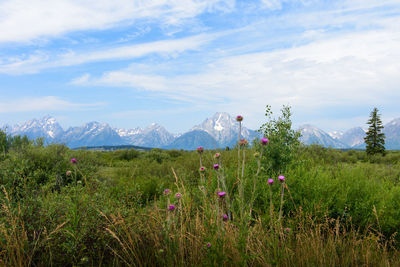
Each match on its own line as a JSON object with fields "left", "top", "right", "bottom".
{"left": 364, "top": 107, "right": 385, "bottom": 155}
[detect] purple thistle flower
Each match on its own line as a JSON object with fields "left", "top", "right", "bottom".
{"left": 222, "top": 214, "right": 228, "bottom": 221}
{"left": 70, "top": 158, "right": 77, "bottom": 164}
{"left": 278, "top": 175, "right": 285, "bottom": 182}
{"left": 196, "top": 146, "right": 204, "bottom": 153}
{"left": 199, "top": 166, "right": 206, "bottom": 172}
{"left": 236, "top": 115, "right": 243, "bottom": 122}
{"left": 214, "top": 153, "right": 221, "bottom": 159}
{"left": 206, "top": 242, "right": 211, "bottom": 248}
{"left": 168, "top": 205, "right": 176, "bottom": 211}
{"left": 268, "top": 178, "right": 274, "bottom": 185}
{"left": 164, "top": 189, "right": 171, "bottom": 195}
{"left": 175, "top": 193, "right": 182, "bottom": 199}
{"left": 261, "top": 137, "right": 269, "bottom": 145}
{"left": 239, "top": 139, "right": 248, "bottom": 146}
{"left": 217, "top": 191, "right": 226, "bottom": 198}
{"left": 213, "top": 164, "right": 219, "bottom": 170}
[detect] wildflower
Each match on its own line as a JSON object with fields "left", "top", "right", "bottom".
{"left": 66, "top": 170, "right": 72, "bottom": 176}
{"left": 70, "top": 158, "right": 77, "bottom": 164}
{"left": 164, "top": 189, "right": 171, "bottom": 195}
{"left": 268, "top": 178, "right": 274, "bottom": 185}
{"left": 196, "top": 146, "right": 204, "bottom": 153}
{"left": 278, "top": 175, "right": 285, "bottom": 182}
{"left": 199, "top": 166, "right": 206, "bottom": 172}
{"left": 175, "top": 193, "right": 182, "bottom": 199}
{"left": 222, "top": 214, "right": 228, "bottom": 221}
{"left": 236, "top": 115, "right": 243, "bottom": 122}
{"left": 214, "top": 153, "right": 221, "bottom": 159}
{"left": 217, "top": 191, "right": 226, "bottom": 198}
{"left": 213, "top": 164, "right": 219, "bottom": 170}
{"left": 284, "top": 227, "right": 291, "bottom": 234}
{"left": 239, "top": 139, "right": 248, "bottom": 146}
{"left": 168, "top": 205, "right": 176, "bottom": 211}
{"left": 261, "top": 137, "right": 269, "bottom": 145}
{"left": 206, "top": 242, "right": 211, "bottom": 248}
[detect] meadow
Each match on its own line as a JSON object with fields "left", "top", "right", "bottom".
{"left": 1, "top": 131, "right": 400, "bottom": 266}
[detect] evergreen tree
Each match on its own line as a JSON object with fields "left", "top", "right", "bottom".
{"left": 364, "top": 107, "right": 385, "bottom": 155}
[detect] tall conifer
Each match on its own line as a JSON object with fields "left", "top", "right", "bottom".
{"left": 364, "top": 107, "right": 385, "bottom": 155}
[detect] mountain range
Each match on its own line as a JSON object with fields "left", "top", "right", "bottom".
{"left": 2, "top": 113, "right": 400, "bottom": 150}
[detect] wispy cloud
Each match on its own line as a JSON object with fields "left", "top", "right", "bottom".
{"left": 2, "top": 0, "right": 400, "bottom": 131}
{"left": 0, "top": 96, "right": 104, "bottom": 113}
{"left": 74, "top": 16, "right": 400, "bottom": 128}
{"left": 0, "top": 0, "right": 234, "bottom": 43}
{"left": 0, "top": 33, "right": 217, "bottom": 74}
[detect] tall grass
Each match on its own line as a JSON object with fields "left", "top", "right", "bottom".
{"left": 1, "top": 140, "right": 400, "bottom": 265}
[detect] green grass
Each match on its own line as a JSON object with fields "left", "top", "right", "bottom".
{"left": 1, "top": 143, "right": 400, "bottom": 266}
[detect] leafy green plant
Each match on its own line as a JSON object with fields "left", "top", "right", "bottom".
{"left": 259, "top": 105, "right": 301, "bottom": 174}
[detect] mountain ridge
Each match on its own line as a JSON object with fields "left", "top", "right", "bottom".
{"left": 3, "top": 113, "right": 400, "bottom": 150}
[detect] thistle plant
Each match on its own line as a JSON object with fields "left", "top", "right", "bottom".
{"left": 213, "top": 154, "right": 232, "bottom": 221}
{"left": 239, "top": 139, "right": 248, "bottom": 179}
{"left": 236, "top": 115, "right": 243, "bottom": 179}
{"left": 197, "top": 147, "right": 207, "bottom": 193}
{"left": 249, "top": 137, "right": 269, "bottom": 218}
{"left": 196, "top": 146, "right": 204, "bottom": 166}
{"left": 278, "top": 175, "right": 285, "bottom": 223}
{"left": 268, "top": 178, "right": 274, "bottom": 228}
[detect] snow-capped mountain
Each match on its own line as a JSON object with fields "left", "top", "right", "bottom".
{"left": 191, "top": 112, "right": 259, "bottom": 147}
{"left": 299, "top": 125, "right": 348, "bottom": 148}
{"left": 10, "top": 115, "right": 64, "bottom": 141}
{"left": 127, "top": 123, "right": 175, "bottom": 148}
{"left": 338, "top": 127, "right": 366, "bottom": 148}
{"left": 165, "top": 130, "right": 217, "bottom": 150}
{"left": 1, "top": 123, "right": 12, "bottom": 131}
{"left": 328, "top": 131, "right": 344, "bottom": 140}
{"left": 384, "top": 118, "right": 400, "bottom": 150}
{"left": 114, "top": 123, "right": 175, "bottom": 148}
{"left": 61, "top": 122, "right": 125, "bottom": 148}
{"left": 115, "top": 127, "right": 143, "bottom": 144}
{"left": 4, "top": 114, "right": 400, "bottom": 150}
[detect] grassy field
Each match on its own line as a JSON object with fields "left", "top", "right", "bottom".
{"left": 1, "top": 139, "right": 400, "bottom": 266}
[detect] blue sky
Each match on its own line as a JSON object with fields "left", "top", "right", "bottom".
{"left": 1, "top": 0, "right": 400, "bottom": 133}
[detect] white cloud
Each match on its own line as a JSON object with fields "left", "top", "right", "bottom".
{"left": 0, "top": 0, "right": 234, "bottom": 43}
{"left": 260, "top": 0, "right": 316, "bottom": 10}
{"left": 0, "top": 33, "right": 216, "bottom": 74}
{"left": 0, "top": 96, "right": 103, "bottom": 113}
{"left": 74, "top": 22, "right": 400, "bottom": 129}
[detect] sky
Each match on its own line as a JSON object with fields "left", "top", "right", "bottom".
{"left": 1, "top": 0, "right": 400, "bottom": 134}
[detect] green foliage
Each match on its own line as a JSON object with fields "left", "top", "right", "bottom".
{"left": 259, "top": 105, "right": 301, "bottom": 173}
{"left": 365, "top": 107, "right": 386, "bottom": 156}
{"left": 145, "top": 148, "right": 171, "bottom": 163}
{"left": 114, "top": 148, "right": 141, "bottom": 161}
{"left": 0, "top": 129, "right": 32, "bottom": 155}
{"left": 0, "top": 130, "right": 10, "bottom": 154}
{"left": 2, "top": 132, "right": 400, "bottom": 266}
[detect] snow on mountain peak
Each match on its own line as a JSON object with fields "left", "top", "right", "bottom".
{"left": 115, "top": 127, "right": 142, "bottom": 137}
{"left": 328, "top": 130, "right": 344, "bottom": 140}
{"left": 9, "top": 115, "right": 64, "bottom": 140}
{"left": 41, "top": 115, "right": 57, "bottom": 124}
{"left": 190, "top": 112, "right": 257, "bottom": 146}
{"left": 390, "top": 119, "right": 400, "bottom": 126}
{"left": 214, "top": 113, "right": 224, "bottom": 131}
